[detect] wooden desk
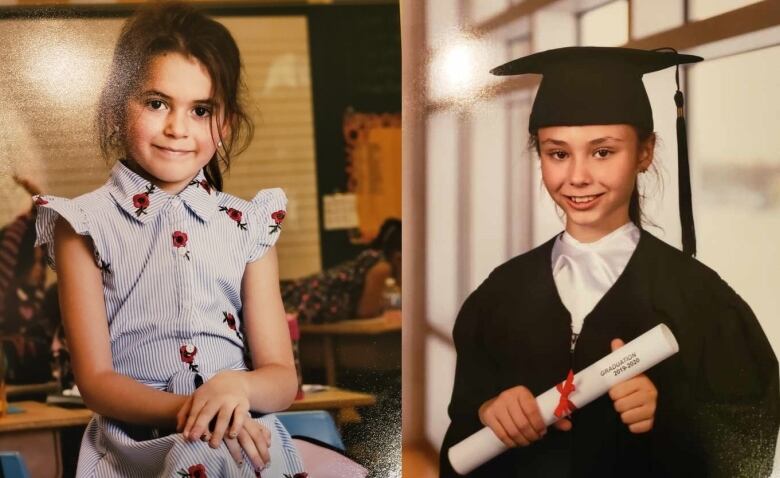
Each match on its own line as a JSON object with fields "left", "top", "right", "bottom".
{"left": 0, "top": 401, "right": 92, "bottom": 433}
{"left": 299, "top": 310, "right": 402, "bottom": 336}
{"left": 300, "top": 311, "right": 401, "bottom": 385}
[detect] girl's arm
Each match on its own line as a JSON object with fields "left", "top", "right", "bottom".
{"left": 55, "top": 217, "right": 187, "bottom": 428}
{"left": 181, "top": 247, "right": 298, "bottom": 443}
{"left": 239, "top": 246, "right": 299, "bottom": 410}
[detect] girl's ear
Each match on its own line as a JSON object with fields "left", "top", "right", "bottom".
{"left": 638, "top": 133, "right": 656, "bottom": 172}
{"left": 218, "top": 112, "right": 233, "bottom": 144}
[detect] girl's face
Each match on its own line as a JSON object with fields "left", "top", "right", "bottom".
{"left": 124, "top": 52, "right": 226, "bottom": 194}
{"left": 538, "top": 124, "right": 654, "bottom": 242}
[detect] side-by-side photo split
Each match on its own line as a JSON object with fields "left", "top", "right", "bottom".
{"left": 0, "top": 0, "right": 779, "bottom": 477}
{"left": 402, "top": 1, "right": 780, "bottom": 477}
{"left": 0, "top": 1, "right": 399, "bottom": 477}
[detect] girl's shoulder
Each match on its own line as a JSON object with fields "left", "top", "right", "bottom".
{"left": 476, "top": 235, "right": 557, "bottom": 296}
{"left": 34, "top": 184, "right": 115, "bottom": 214}
{"left": 32, "top": 185, "right": 116, "bottom": 269}
{"left": 214, "top": 188, "right": 287, "bottom": 217}
{"left": 214, "top": 188, "right": 288, "bottom": 263}
{"left": 638, "top": 230, "right": 738, "bottom": 301}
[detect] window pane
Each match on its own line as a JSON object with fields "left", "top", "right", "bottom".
{"left": 688, "top": 45, "right": 780, "bottom": 355}
{"left": 426, "top": 111, "right": 461, "bottom": 335}
{"left": 508, "top": 98, "right": 533, "bottom": 255}
{"left": 631, "top": 0, "right": 683, "bottom": 39}
{"left": 689, "top": 0, "right": 763, "bottom": 21}
{"left": 469, "top": 99, "right": 509, "bottom": 291}
{"left": 579, "top": 0, "right": 628, "bottom": 47}
{"left": 467, "top": 0, "right": 509, "bottom": 24}
{"left": 425, "top": 335, "right": 457, "bottom": 451}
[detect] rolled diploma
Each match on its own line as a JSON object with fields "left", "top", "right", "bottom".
{"left": 448, "top": 323, "right": 679, "bottom": 476}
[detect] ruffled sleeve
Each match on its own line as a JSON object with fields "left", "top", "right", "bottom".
{"left": 33, "top": 195, "right": 101, "bottom": 270}
{"left": 246, "top": 188, "right": 288, "bottom": 263}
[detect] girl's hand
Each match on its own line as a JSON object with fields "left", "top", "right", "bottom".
{"left": 224, "top": 419, "right": 272, "bottom": 472}
{"left": 478, "top": 385, "right": 571, "bottom": 448}
{"left": 176, "top": 370, "right": 251, "bottom": 446}
{"left": 608, "top": 338, "right": 657, "bottom": 433}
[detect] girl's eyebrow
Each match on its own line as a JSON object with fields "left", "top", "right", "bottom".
{"left": 141, "top": 89, "right": 214, "bottom": 105}
{"left": 541, "top": 138, "right": 568, "bottom": 146}
{"left": 589, "top": 136, "right": 624, "bottom": 145}
{"left": 541, "top": 136, "right": 624, "bottom": 146}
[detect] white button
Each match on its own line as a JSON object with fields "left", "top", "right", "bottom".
{"left": 184, "top": 343, "right": 195, "bottom": 354}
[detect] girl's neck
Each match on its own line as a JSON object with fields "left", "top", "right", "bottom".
{"left": 565, "top": 217, "right": 634, "bottom": 244}
{"left": 122, "top": 159, "right": 197, "bottom": 195}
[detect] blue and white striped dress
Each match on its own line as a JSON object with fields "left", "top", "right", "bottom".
{"left": 34, "top": 161, "right": 306, "bottom": 478}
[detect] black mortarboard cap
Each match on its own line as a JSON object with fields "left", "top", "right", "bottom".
{"left": 491, "top": 46, "right": 703, "bottom": 256}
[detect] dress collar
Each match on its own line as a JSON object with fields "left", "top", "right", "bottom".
{"left": 107, "top": 161, "right": 219, "bottom": 224}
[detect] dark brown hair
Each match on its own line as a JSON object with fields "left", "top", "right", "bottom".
{"left": 95, "top": 1, "right": 253, "bottom": 191}
{"left": 528, "top": 126, "right": 657, "bottom": 228}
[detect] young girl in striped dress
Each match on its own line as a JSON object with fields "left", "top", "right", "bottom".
{"left": 34, "top": 3, "right": 307, "bottom": 477}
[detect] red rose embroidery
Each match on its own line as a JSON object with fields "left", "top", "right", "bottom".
{"left": 188, "top": 464, "right": 207, "bottom": 478}
{"left": 132, "top": 184, "right": 155, "bottom": 216}
{"left": 179, "top": 344, "right": 199, "bottom": 372}
{"left": 132, "top": 194, "right": 149, "bottom": 209}
{"left": 172, "top": 231, "right": 191, "bottom": 260}
{"left": 269, "top": 210, "right": 286, "bottom": 234}
{"left": 223, "top": 312, "right": 243, "bottom": 340}
{"left": 34, "top": 196, "right": 48, "bottom": 206}
{"left": 172, "top": 231, "right": 188, "bottom": 248}
{"left": 188, "top": 179, "right": 212, "bottom": 195}
{"left": 177, "top": 464, "right": 207, "bottom": 478}
{"left": 219, "top": 206, "right": 247, "bottom": 230}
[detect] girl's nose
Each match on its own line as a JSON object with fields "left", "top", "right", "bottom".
{"left": 164, "top": 111, "right": 188, "bottom": 138}
{"left": 568, "top": 157, "right": 592, "bottom": 185}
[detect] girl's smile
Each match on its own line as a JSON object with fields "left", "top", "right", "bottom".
{"left": 564, "top": 193, "right": 605, "bottom": 208}
{"left": 124, "top": 52, "right": 226, "bottom": 194}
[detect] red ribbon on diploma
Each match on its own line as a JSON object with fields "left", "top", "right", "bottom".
{"left": 554, "top": 369, "right": 577, "bottom": 418}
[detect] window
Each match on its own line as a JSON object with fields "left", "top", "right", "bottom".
{"left": 688, "top": 44, "right": 780, "bottom": 353}
{"left": 579, "top": 0, "right": 629, "bottom": 47}
{"left": 631, "top": 0, "right": 684, "bottom": 39}
{"left": 689, "top": 0, "right": 763, "bottom": 21}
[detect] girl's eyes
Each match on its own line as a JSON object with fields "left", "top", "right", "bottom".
{"left": 546, "top": 150, "right": 568, "bottom": 160}
{"left": 194, "top": 106, "right": 212, "bottom": 118}
{"left": 145, "top": 99, "right": 211, "bottom": 119}
{"left": 546, "top": 149, "right": 613, "bottom": 160}
{"left": 147, "top": 99, "right": 166, "bottom": 110}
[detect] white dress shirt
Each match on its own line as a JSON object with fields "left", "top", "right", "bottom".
{"left": 551, "top": 222, "right": 640, "bottom": 350}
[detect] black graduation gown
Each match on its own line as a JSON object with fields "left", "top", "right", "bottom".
{"left": 440, "top": 229, "right": 779, "bottom": 478}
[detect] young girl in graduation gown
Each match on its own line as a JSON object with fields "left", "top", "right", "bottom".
{"left": 439, "top": 47, "right": 780, "bottom": 478}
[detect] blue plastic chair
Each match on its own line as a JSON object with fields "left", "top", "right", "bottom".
{"left": 0, "top": 452, "right": 31, "bottom": 478}
{"left": 276, "top": 410, "right": 345, "bottom": 451}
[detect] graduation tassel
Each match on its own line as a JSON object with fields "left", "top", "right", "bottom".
{"left": 673, "top": 63, "right": 697, "bottom": 257}
{"left": 656, "top": 46, "right": 697, "bottom": 257}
